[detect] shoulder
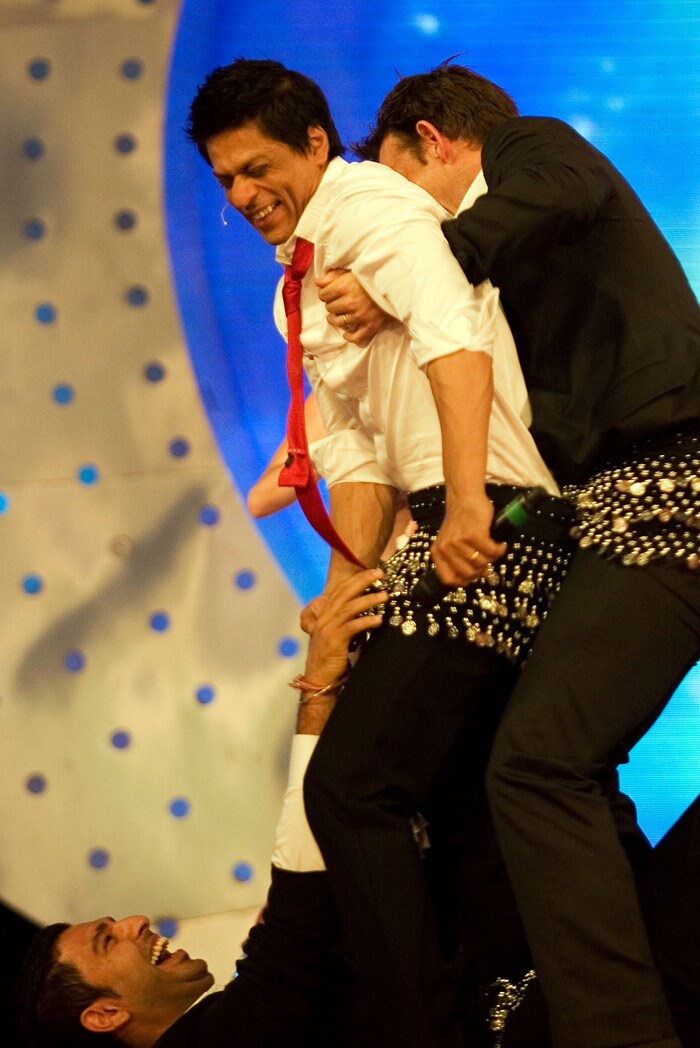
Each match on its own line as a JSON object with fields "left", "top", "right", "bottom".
{"left": 331, "top": 159, "right": 444, "bottom": 214}
{"left": 483, "top": 116, "right": 602, "bottom": 170}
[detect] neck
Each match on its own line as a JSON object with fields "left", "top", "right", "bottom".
{"left": 447, "top": 143, "right": 482, "bottom": 213}
{"left": 117, "top": 1009, "right": 182, "bottom": 1048}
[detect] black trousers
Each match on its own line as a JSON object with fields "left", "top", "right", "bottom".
{"left": 304, "top": 619, "right": 541, "bottom": 1048}
{"left": 486, "top": 550, "right": 700, "bottom": 1048}
{"left": 645, "top": 795, "right": 700, "bottom": 1048}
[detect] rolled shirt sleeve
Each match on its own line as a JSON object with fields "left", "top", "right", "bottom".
{"left": 315, "top": 162, "right": 500, "bottom": 372}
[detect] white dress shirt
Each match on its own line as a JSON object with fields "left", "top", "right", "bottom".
{"left": 274, "top": 157, "right": 557, "bottom": 497}
{"left": 271, "top": 734, "right": 325, "bottom": 872}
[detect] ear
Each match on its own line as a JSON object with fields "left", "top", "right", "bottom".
{"left": 81, "top": 998, "right": 131, "bottom": 1035}
{"left": 414, "top": 120, "right": 448, "bottom": 160}
{"left": 306, "top": 125, "right": 330, "bottom": 164}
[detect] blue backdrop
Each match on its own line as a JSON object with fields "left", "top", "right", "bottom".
{"left": 164, "top": 0, "right": 700, "bottom": 843}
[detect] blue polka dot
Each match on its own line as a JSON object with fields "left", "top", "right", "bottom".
{"left": 53, "top": 383, "right": 74, "bottom": 405}
{"left": 232, "top": 862, "right": 254, "bottom": 883}
{"left": 169, "top": 437, "right": 190, "bottom": 458}
{"left": 278, "top": 636, "right": 300, "bottom": 658}
{"left": 115, "top": 209, "right": 137, "bottom": 231}
{"left": 169, "top": 798, "right": 190, "bottom": 819}
{"left": 77, "top": 464, "right": 100, "bottom": 485}
{"left": 64, "top": 650, "right": 86, "bottom": 673}
{"left": 157, "top": 917, "right": 179, "bottom": 939}
{"left": 150, "top": 611, "right": 170, "bottom": 632}
{"left": 115, "top": 133, "right": 137, "bottom": 154}
{"left": 35, "top": 303, "right": 56, "bottom": 324}
{"left": 110, "top": 730, "right": 131, "bottom": 750}
{"left": 235, "top": 570, "right": 256, "bottom": 590}
{"left": 121, "top": 59, "right": 143, "bottom": 80}
{"left": 144, "top": 361, "right": 165, "bottom": 382}
{"left": 28, "top": 58, "right": 51, "bottom": 80}
{"left": 23, "top": 137, "right": 45, "bottom": 160}
{"left": 26, "top": 774, "right": 47, "bottom": 795}
{"left": 0, "top": 493, "right": 9, "bottom": 514}
{"left": 24, "top": 218, "right": 46, "bottom": 240}
{"left": 22, "top": 573, "right": 43, "bottom": 595}
{"left": 195, "top": 684, "right": 215, "bottom": 705}
{"left": 199, "top": 505, "right": 219, "bottom": 526}
{"left": 125, "top": 285, "right": 149, "bottom": 307}
{"left": 89, "top": 848, "right": 110, "bottom": 870}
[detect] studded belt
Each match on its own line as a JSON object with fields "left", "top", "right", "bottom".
{"left": 564, "top": 431, "right": 700, "bottom": 572}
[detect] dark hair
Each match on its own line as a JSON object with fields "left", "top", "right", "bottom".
{"left": 186, "top": 58, "right": 344, "bottom": 164}
{"left": 16, "top": 923, "right": 118, "bottom": 1047}
{"left": 355, "top": 62, "right": 518, "bottom": 161}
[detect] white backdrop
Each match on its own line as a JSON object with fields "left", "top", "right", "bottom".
{"left": 0, "top": 0, "right": 303, "bottom": 945}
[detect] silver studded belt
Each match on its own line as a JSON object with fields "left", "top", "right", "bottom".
{"left": 565, "top": 432, "right": 700, "bottom": 572}
{"left": 380, "top": 485, "right": 574, "bottom": 666}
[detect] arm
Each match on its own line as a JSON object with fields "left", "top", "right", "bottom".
{"left": 300, "top": 482, "right": 395, "bottom": 634}
{"left": 247, "top": 395, "right": 325, "bottom": 518}
{"left": 426, "top": 351, "right": 505, "bottom": 584}
{"left": 316, "top": 167, "right": 507, "bottom": 585}
{"left": 326, "top": 481, "right": 397, "bottom": 587}
{"left": 442, "top": 117, "right": 616, "bottom": 286}
{"left": 201, "top": 572, "right": 386, "bottom": 1047}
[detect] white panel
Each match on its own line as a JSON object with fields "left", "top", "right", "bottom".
{"left": 0, "top": 0, "right": 305, "bottom": 927}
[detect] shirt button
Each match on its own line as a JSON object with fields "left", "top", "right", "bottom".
{"left": 457, "top": 252, "right": 468, "bottom": 264}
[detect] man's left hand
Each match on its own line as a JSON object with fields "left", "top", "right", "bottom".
{"left": 316, "top": 268, "right": 392, "bottom": 346}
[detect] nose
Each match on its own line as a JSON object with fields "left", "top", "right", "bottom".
{"left": 114, "top": 915, "right": 150, "bottom": 940}
{"left": 229, "top": 176, "right": 256, "bottom": 212}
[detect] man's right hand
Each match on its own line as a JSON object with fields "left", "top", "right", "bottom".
{"left": 304, "top": 569, "right": 387, "bottom": 686}
{"left": 431, "top": 492, "right": 506, "bottom": 587}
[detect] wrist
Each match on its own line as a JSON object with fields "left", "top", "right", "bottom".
{"left": 289, "top": 668, "right": 349, "bottom": 703}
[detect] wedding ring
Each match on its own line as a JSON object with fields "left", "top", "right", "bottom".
{"left": 342, "top": 313, "right": 349, "bottom": 327}
{"left": 470, "top": 549, "right": 481, "bottom": 563}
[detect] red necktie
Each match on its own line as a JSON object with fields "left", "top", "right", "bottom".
{"left": 278, "top": 237, "right": 365, "bottom": 568}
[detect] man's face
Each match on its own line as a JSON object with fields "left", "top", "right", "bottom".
{"left": 58, "top": 914, "right": 214, "bottom": 1031}
{"left": 207, "top": 121, "right": 330, "bottom": 245}
{"left": 379, "top": 132, "right": 464, "bottom": 214}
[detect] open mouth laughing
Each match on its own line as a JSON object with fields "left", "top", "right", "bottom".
{"left": 150, "top": 935, "right": 170, "bottom": 966}
{"left": 250, "top": 200, "right": 280, "bottom": 228}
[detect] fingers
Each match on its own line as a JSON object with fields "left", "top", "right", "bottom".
{"left": 314, "top": 570, "right": 386, "bottom": 635}
{"left": 316, "top": 269, "right": 352, "bottom": 304}
{"left": 323, "top": 568, "right": 385, "bottom": 610}
{"left": 430, "top": 538, "right": 507, "bottom": 588}
{"left": 300, "top": 594, "right": 328, "bottom": 635}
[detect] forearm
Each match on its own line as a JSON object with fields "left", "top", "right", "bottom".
{"left": 427, "top": 349, "right": 492, "bottom": 504}
{"left": 425, "top": 349, "right": 504, "bottom": 584}
{"left": 326, "top": 482, "right": 397, "bottom": 588}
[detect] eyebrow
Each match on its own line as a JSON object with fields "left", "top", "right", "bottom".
{"left": 213, "top": 154, "right": 269, "bottom": 180}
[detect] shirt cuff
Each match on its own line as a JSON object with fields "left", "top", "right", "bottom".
{"left": 408, "top": 282, "right": 500, "bottom": 371}
{"left": 271, "top": 735, "right": 326, "bottom": 873}
{"left": 312, "top": 431, "right": 393, "bottom": 488}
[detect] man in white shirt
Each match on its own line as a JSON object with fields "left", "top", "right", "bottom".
{"left": 185, "top": 59, "right": 575, "bottom": 1048}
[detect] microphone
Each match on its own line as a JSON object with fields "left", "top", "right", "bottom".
{"left": 410, "top": 486, "right": 550, "bottom": 608}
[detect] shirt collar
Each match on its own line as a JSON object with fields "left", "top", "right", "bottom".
{"left": 275, "top": 156, "right": 349, "bottom": 266}
{"left": 457, "top": 169, "right": 488, "bottom": 214}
